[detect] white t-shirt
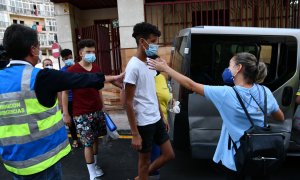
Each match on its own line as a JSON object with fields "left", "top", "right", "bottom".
{"left": 124, "top": 56, "right": 161, "bottom": 126}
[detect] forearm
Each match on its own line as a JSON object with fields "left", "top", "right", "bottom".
{"left": 165, "top": 66, "right": 204, "bottom": 95}
{"left": 126, "top": 103, "right": 139, "bottom": 135}
{"left": 99, "top": 90, "right": 104, "bottom": 110}
{"left": 62, "top": 91, "right": 69, "bottom": 115}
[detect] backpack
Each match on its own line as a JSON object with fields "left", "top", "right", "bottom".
{"left": 228, "top": 86, "right": 285, "bottom": 176}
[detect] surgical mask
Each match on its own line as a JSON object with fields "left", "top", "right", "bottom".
{"left": 169, "top": 101, "right": 180, "bottom": 114}
{"left": 38, "top": 51, "right": 43, "bottom": 63}
{"left": 65, "top": 59, "right": 75, "bottom": 66}
{"left": 45, "top": 65, "right": 53, "bottom": 69}
{"left": 222, "top": 68, "right": 234, "bottom": 84}
{"left": 84, "top": 53, "right": 96, "bottom": 63}
{"left": 144, "top": 40, "right": 159, "bottom": 57}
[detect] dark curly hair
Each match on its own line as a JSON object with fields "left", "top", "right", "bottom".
{"left": 3, "top": 24, "right": 38, "bottom": 60}
{"left": 78, "top": 39, "right": 96, "bottom": 51}
{"left": 61, "top": 49, "right": 72, "bottom": 59}
{"left": 132, "top": 22, "right": 161, "bottom": 45}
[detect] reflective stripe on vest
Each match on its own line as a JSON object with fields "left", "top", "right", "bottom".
{"left": 0, "top": 65, "right": 71, "bottom": 175}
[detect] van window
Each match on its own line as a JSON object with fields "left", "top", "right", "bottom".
{"left": 173, "top": 36, "right": 188, "bottom": 73}
{"left": 189, "top": 34, "right": 297, "bottom": 91}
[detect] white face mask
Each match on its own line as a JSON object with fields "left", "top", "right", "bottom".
{"left": 45, "top": 65, "right": 53, "bottom": 69}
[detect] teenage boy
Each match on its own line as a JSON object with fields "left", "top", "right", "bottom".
{"left": 58, "top": 49, "right": 79, "bottom": 148}
{"left": 124, "top": 22, "right": 175, "bottom": 180}
{"left": 63, "top": 39, "right": 120, "bottom": 180}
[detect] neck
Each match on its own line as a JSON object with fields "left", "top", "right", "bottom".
{"left": 24, "top": 56, "right": 36, "bottom": 66}
{"left": 79, "top": 59, "right": 91, "bottom": 67}
{"left": 234, "top": 76, "right": 253, "bottom": 88}
{"left": 135, "top": 47, "right": 147, "bottom": 62}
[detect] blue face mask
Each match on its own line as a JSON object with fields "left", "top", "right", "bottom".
{"left": 84, "top": 53, "right": 96, "bottom": 63}
{"left": 144, "top": 40, "right": 159, "bottom": 57}
{"left": 222, "top": 68, "right": 234, "bottom": 84}
{"left": 64, "top": 59, "right": 74, "bottom": 66}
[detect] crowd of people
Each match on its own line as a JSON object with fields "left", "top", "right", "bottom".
{"left": 0, "top": 22, "right": 285, "bottom": 180}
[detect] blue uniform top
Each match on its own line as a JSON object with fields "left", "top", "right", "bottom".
{"left": 60, "top": 66, "right": 73, "bottom": 102}
{"left": 204, "top": 84, "right": 279, "bottom": 171}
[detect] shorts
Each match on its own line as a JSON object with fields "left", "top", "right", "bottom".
{"left": 137, "top": 119, "right": 169, "bottom": 153}
{"left": 74, "top": 111, "right": 107, "bottom": 147}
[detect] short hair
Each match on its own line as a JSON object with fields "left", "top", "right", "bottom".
{"left": 78, "top": 39, "right": 96, "bottom": 51}
{"left": 42, "top": 58, "right": 52, "bottom": 66}
{"left": 132, "top": 22, "right": 161, "bottom": 45}
{"left": 61, "top": 49, "right": 72, "bottom": 58}
{"left": 3, "top": 24, "right": 38, "bottom": 59}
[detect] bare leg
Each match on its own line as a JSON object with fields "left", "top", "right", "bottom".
{"left": 148, "top": 140, "right": 175, "bottom": 174}
{"left": 93, "top": 139, "right": 99, "bottom": 156}
{"left": 138, "top": 152, "right": 151, "bottom": 180}
{"left": 84, "top": 147, "right": 94, "bottom": 163}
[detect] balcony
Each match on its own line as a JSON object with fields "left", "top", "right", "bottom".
{"left": 38, "top": 31, "right": 56, "bottom": 48}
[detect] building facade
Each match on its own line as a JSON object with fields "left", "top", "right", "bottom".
{"left": 50, "top": 0, "right": 300, "bottom": 73}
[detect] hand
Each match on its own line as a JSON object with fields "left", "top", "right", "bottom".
{"left": 148, "top": 58, "right": 168, "bottom": 72}
{"left": 131, "top": 134, "right": 142, "bottom": 151}
{"left": 63, "top": 114, "right": 72, "bottom": 127}
{"left": 164, "top": 121, "right": 170, "bottom": 133}
{"left": 112, "top": 72, "right": 125, "bottom": 88}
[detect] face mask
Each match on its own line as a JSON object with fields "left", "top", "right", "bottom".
{"left": 45, "top": 65, "right": 53, "bottom": 69}
{"left": 38, "top": 51, "right": 43, "bottom": 63}
{"left": 84, "top": 53, "right": 96, "bottom": 63}
{"left": 222, "top": 68, "right": 234, "bottom": 84}
{"left": 143, "top": 39, "right": 159, "bottom": 57}
{"left": 65, "top": 59, "right": 75, "bottom": 66}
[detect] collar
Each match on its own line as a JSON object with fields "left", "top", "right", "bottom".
{"left": 8, "top": 60, "right": 33, "bottom": 67}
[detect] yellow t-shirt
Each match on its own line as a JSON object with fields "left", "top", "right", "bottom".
{"left": 155, "top": 74, "right": 171, "bottom": 121}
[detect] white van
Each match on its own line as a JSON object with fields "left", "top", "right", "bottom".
{"left": 169, "top": 26, "right": 300, "bottom": 158}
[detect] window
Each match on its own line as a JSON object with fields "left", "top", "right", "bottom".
{"left": 13, "top": 19, "right": 17, "bottom": 24}
{"left": 173, "top": 36, "right": 188, "bottom": 74}
{"left": 20, "top": 20, "right": 24, "bottom": 25}
{"left": 189, "top": 34, "right": 297, "bottom": 91}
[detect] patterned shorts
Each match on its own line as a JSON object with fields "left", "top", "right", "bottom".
{"left": 74, "top": 111, "right": 107, "bottom": 147}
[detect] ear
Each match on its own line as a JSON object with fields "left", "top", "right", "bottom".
{"left": 79, "top": 49, "right": 83, "bottom": 57}
{"left": 237, "top": 64, "right": 243, "bottom": 73}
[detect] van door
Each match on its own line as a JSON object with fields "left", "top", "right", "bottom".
{"left": 187, "top": 33, "right": 298, "bottom": 158}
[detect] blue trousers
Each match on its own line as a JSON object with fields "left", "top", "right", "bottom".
{"left": 12, "top": 161, "right": 62, "bottom": 180}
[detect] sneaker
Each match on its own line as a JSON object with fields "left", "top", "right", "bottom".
{"left": 148, "top": 174, "right": 160, "bottom": 180}
{"left": 95, "top": 165, "right": 104, "bottom": 177}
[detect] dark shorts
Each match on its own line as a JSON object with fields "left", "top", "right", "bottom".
{"left": 137, "top": 119, "right": 169, "bottom": 153}
{"left": 74, "top": 111, "right": 107, "bottom": 147}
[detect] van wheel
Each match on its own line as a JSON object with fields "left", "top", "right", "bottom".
{"left": 173, "top": 110, "right": 190, "bottom": 152}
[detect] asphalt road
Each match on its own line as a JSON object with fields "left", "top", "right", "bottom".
{"left": 1, "top": 138, "right": 299, "bottom": 180}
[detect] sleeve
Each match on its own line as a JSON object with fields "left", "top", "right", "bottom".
{"left": 34, "top": 69, "right": 105, "bottom": 107}
{"left": 124, "top": 64, "right": 138, "bottom": 85}
{"left": 203, "top": 85, "right": 229, "bottom": 109}
{"left": 265, "top": 87, "right": 279, "bottom": 114}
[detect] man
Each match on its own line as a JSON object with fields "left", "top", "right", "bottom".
{"left": 0, "top": 24, "right": 123, "bottom": 180}
{"left": 58, "top": 49, "right": 79, "bottom": 148}
{"left": 42, "top": 58, "right": 53, "bottom": 69}
{"left": 124, "top": 22, "right": 175, "bottom": 180}
{"left": 63, "top": 39, "right": 118, "bottom": 180}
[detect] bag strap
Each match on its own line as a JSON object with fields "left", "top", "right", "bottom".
{"left": 228, "top": 87, "right": 254, "bottom": 151}
{"left": 250, "top": 86, "right": 267, "bottom": 127}
{"left": 232, "top": 87, "right": 255, "bottom": 127}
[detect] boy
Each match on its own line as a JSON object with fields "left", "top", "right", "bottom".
{"left": 63, "top": 39, "right": 112, "bottom": 180}
{"left": 124, "top": 22, "right": 175, "bottom": 180}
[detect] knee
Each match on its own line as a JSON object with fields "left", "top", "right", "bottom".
{"left": 163, "top": 150, "right": 175, "bottom": 161}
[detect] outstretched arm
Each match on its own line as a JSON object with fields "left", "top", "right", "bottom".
{"left": 149, "top": 59, "right": 204, "bottom": 96}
